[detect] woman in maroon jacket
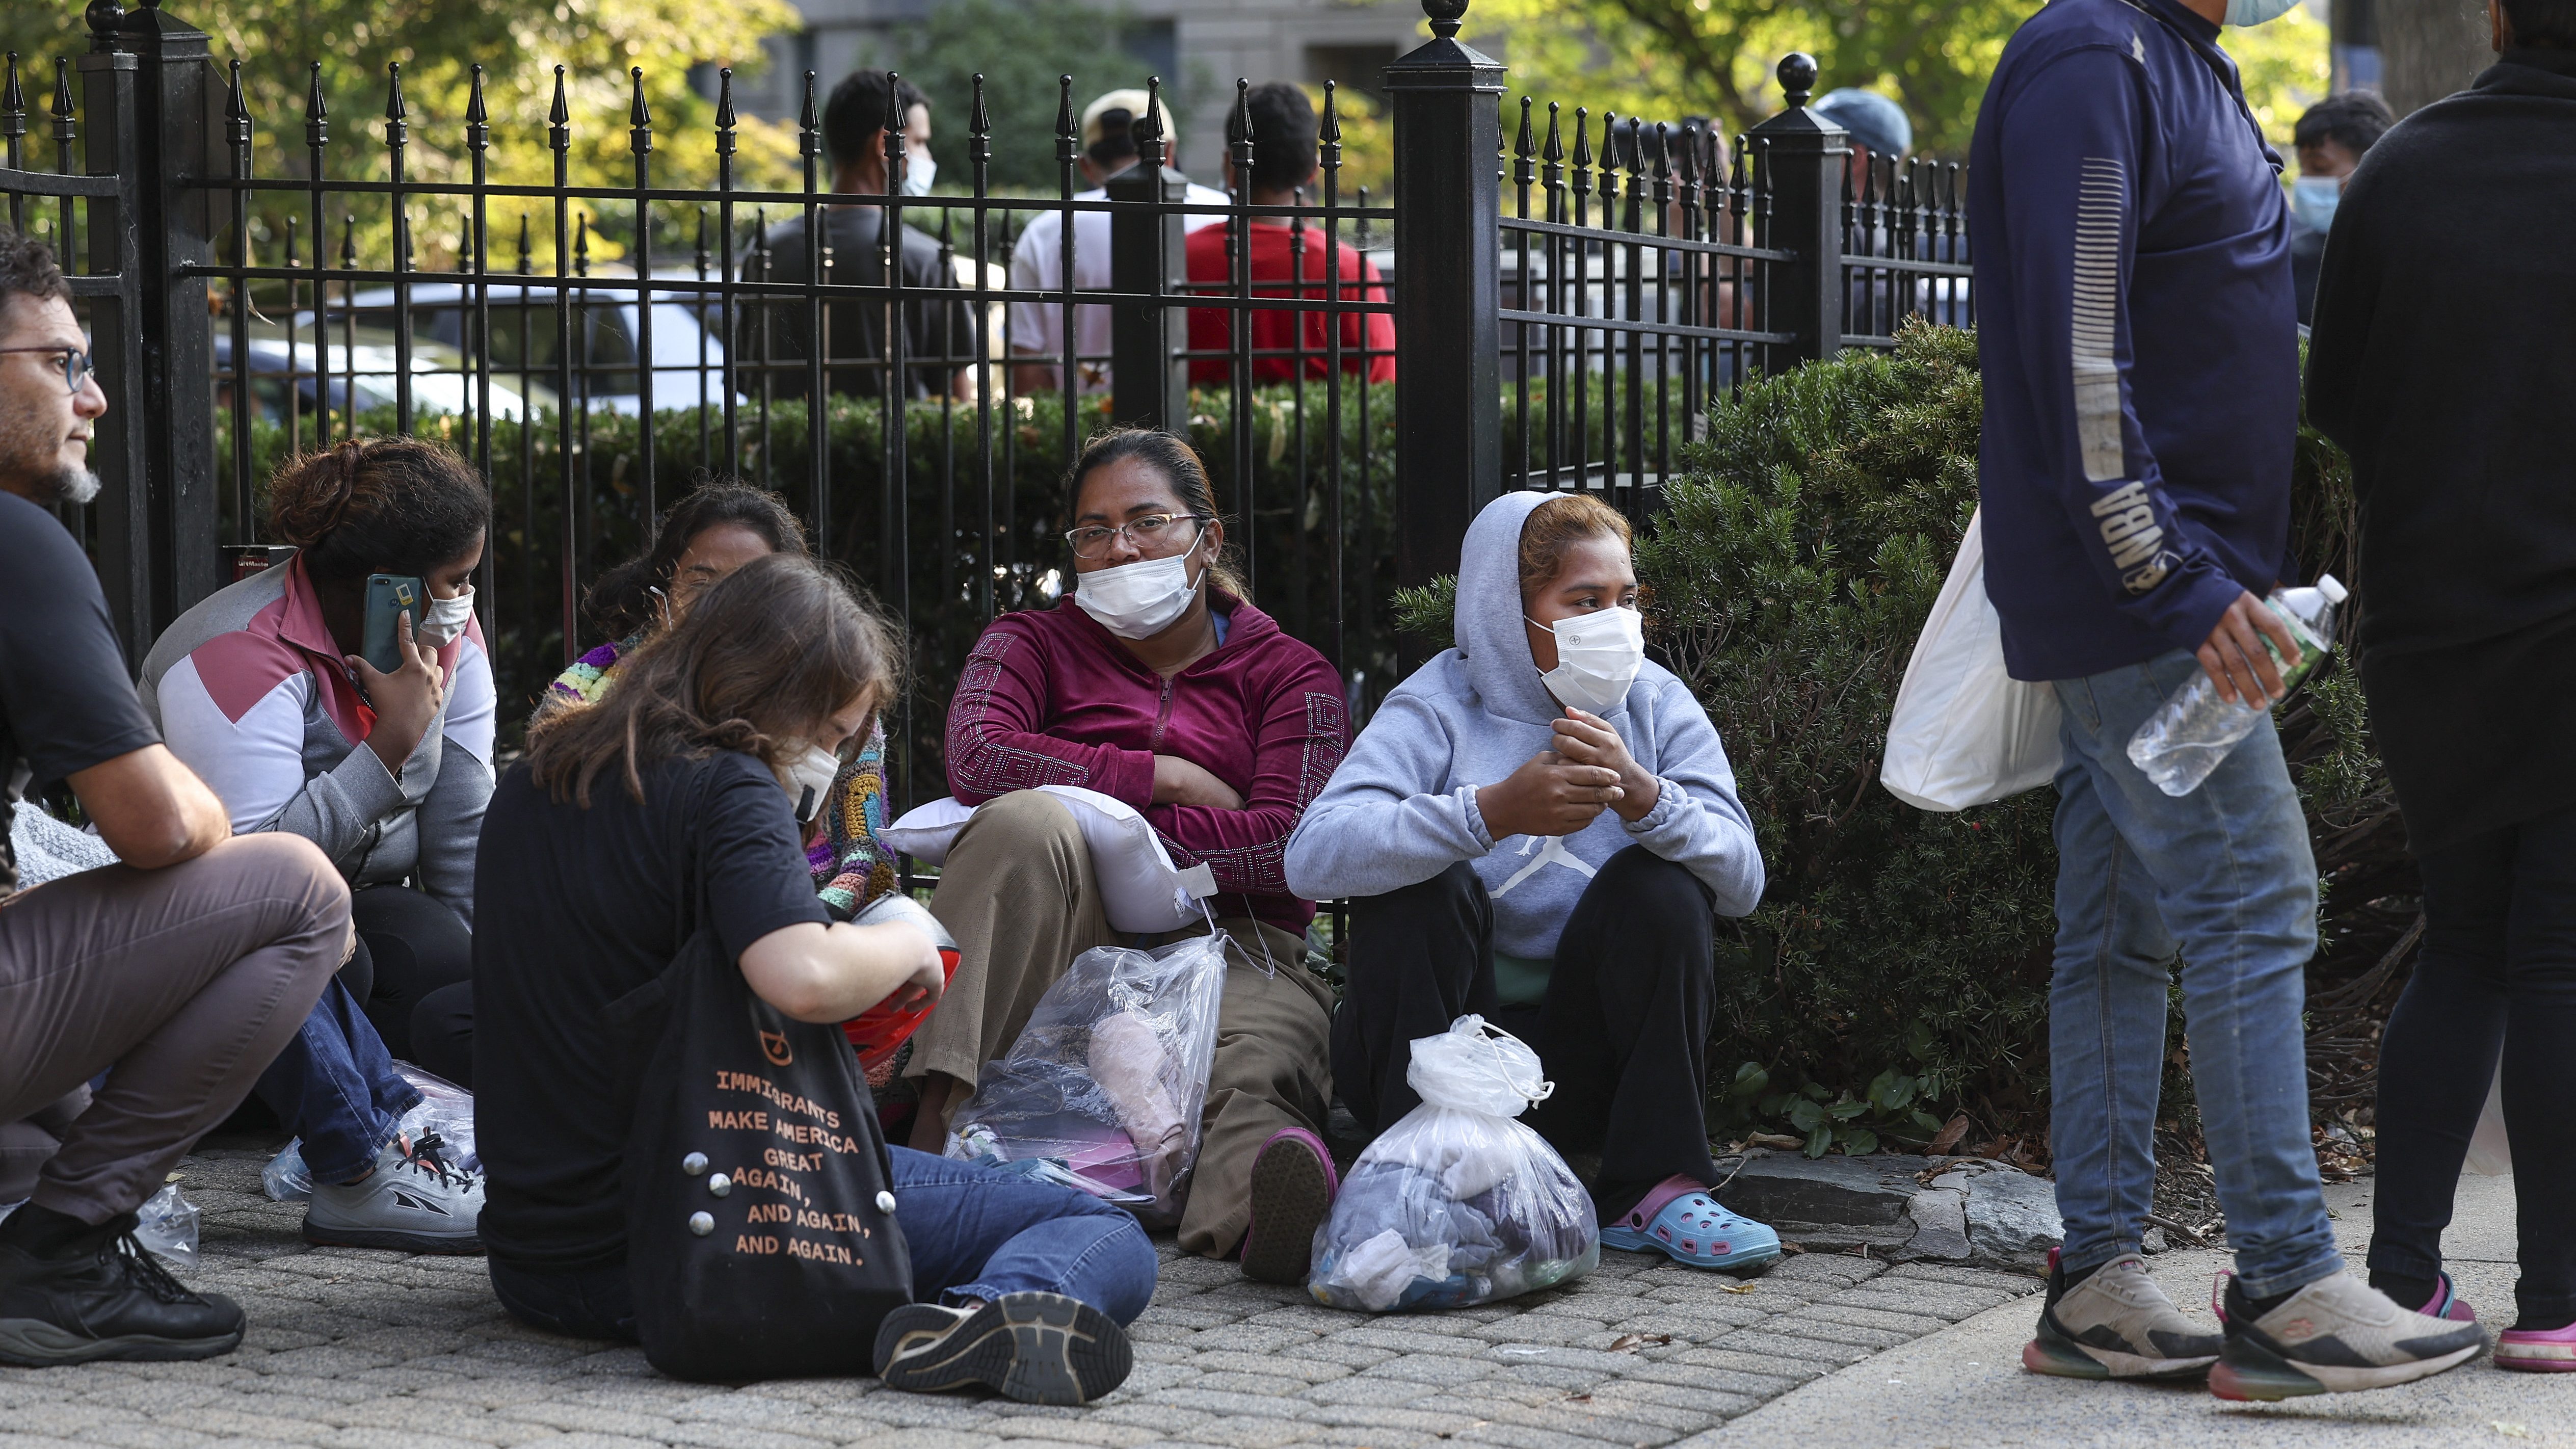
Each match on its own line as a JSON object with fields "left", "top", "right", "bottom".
{"left": 911, "top": 427, "right": 1347, "bottom": 1283}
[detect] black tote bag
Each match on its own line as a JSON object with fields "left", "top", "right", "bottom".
{"left": 615, "top": 923, "right": 914, "bottom": 1381}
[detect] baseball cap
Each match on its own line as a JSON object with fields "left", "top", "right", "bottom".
{"left": 1812, "top": 88, "right": 1911, "bottom": 159}
{"left": 1081, "top": 89, "right": 1176, "bottom": 158}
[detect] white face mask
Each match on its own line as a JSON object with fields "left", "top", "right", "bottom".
{"left": 2225, "top": 0, "right": 2301, "bottom": 24}
{"left": 780, "top": 742, "right": 844, "bottom": 823}
{"left": 1074, "top": 534, "right": 1203, "bottom": 640}
{"left": 900, "top": 152, "right": 937, "bottom": 197}
{"left": 415, "top": 585, "right": 475, "bottom": 649}
{"left": 1529, "top": 605, "right": 1645, "bottom": 715}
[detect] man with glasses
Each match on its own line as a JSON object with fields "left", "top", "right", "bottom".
{"left": 0, "top": 227, "right": 352, "bottom": 1366}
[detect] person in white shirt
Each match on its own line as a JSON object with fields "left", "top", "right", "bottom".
{"left": 1008, "top": 89, "right": 1231, "bottom": 395}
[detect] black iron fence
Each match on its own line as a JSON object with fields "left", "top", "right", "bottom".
{"left": 4, "top": 0, "right": 1969, "bottom": 811}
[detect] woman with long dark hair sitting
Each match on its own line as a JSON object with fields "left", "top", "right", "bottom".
{"left": 906, "top": 427, "right": 1348, "bottom": 1285}
{"left": 139, "top": 437, "right": 491, "bottom": 1251}
{"left": 473, "top": 553, "right": 1152, "bottom": 1402}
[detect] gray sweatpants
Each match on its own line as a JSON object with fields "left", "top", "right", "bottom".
{"left": 0, "top": 833, "right": 350, "bottom": 1223}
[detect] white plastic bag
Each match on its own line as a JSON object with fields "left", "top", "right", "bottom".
{"left": 261, "top": 1063, "right": 479, "bottom": 1203}
{"left": 1309, "top": 1017, "right": 1598, "bottom": 1312}
{"left": 945, "top": 932, "right": 1230, "bottom": 1226}
{"left": 1881, "top": 508, "right": 2064, "bottom": 811}
{"left": 884, "top": 788, "right": 1218, "bottom": 934}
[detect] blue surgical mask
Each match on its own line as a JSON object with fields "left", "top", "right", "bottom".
{"left": 2225, "top": 0, "right": 2302, "bottom": 24}
{"left": 900, "top": 153, "right": 937, "bottom": 197}
{"left": 2291, "top": 176, "right": 2342, "bottom": 235}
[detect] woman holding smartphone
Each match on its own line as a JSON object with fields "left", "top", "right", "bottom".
{"left": 137, "top": 436, "right": 493, "bottom": 1252}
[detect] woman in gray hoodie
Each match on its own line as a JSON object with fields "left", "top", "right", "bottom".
{"left": 1285, "top": 490, "right": 1776, "bottom": 1269}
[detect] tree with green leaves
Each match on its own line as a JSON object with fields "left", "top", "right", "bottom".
{"left": 890, "top": 0, "right": 1155, "bottom": 195}
{"left": 1474, "top": 0, "right": 2329, "bottom": 157}
{"left": 1, "top": 0, "right": 803, "bottom": 270}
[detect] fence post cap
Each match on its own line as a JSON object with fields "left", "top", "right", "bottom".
{"left": 1421, "top": 0, "right": 1470, "bottom": 40}
{"left": 84, "top": 0, "right": 122, "bottom": 38}
{"left": 1777, "top": 53, "right": 1819, "bottom": 107}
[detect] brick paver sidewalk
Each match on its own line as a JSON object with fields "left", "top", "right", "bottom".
{"left": 0, "top": 1145, "right": 2037, "bottom": 1449}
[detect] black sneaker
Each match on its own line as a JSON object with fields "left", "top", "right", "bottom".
{"left": 2209, "top": 1268, "right": 2485, "bottom": 1401}
{"left": 873, "top": 1290, "right": 1133, "bottom": 1404}
{"left": 1240, "top": 1126, "right": 1338, "bottom": 1285}
{"left": 0, "top": 1215, "right": 245, "bottom": 1366}
{"left": 2023, "top": 1249, "right": 2222, "bottom": 1381}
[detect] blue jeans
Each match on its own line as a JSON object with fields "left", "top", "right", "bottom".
{"left": 2048, "top": 649, "right": 2340, "bottom": 1298}
{"left": 491, "top": 1146, "right": 1160, "bottom": 1342}
{"left": 252, "top": 977, "right": 421, "bottom": 1184}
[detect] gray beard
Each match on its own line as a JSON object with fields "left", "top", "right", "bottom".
{"left": 52, "top": 466, "right": 100, "bottom": 506}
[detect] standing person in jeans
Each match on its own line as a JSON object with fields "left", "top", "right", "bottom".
{"left": 2306, "top": 0, "right": 2576, "bottom": 1374}
{"left": 1969, "top": 0, "right": 2483, "bottom": 1400}
{"left": 473, "top": 554, "right": 1152, "bottom": 1403}
{"left": 0, "top": 227, "right": 350, "bottom": 1364}
{"left": 139, "top": 437, "right": 493, "bottom": 1253}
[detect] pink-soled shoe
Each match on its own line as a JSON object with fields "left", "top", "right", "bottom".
{"left": 1240, "top": 1127, "right": 1338, "bottom": 1285}
{"left": 2422, "top": 1272, "right": 2478, "bottom": 1324}
{"left": 2494, "top": 1321, "right": 2576, "bottom": 1373}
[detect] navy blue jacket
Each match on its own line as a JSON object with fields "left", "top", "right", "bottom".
{"left": 1968, "top": 0, "right": 2298, "bottom": 682}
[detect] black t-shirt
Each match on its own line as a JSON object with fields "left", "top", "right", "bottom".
{"left": 471, "top": 748, "right": 831, "bottom": 1270}
{"left": 0, "top": 491, "right": 161, "bottom": 896}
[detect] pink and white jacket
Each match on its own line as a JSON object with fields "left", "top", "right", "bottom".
{"left": 137, "top": 557, "right": 495, "bottom": 922}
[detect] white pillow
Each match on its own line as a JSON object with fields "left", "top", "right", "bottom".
{"left": 886, "top": 785, "right": 1218, "bottom": 934}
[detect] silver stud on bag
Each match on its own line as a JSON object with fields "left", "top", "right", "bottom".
{"left": 688, "top": 1211, "right": 714, "bottom": 1236}
{"left": 876, "top": 1191, "right": 896, "bottom": 1214}
{"left": 682, "top": 1152, "right": 708, "bottom": 1176}
{"left": 708, "top": 1173, "right": 732, "bottom": 1198}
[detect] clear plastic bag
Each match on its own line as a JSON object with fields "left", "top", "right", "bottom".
{"left": 945, "top": 932, "right": 1229, "bottom": 1226}
{"left": 134, "top": 1182, "right": 201, "bottom": 1269}
{"left": 261, "top": 1062, "right": 479, "bottom": 1203}
{"left": 1310, "top": 1016, "right": 1599, "bottom": 1311}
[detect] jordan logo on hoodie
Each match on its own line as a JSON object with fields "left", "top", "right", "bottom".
{"left": 1490, "top": 834, "right": 1597, "bottom": 899}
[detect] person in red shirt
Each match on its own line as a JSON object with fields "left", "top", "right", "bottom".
{"left": 1184, "top": 84, "right": 1395, "bottom": 386}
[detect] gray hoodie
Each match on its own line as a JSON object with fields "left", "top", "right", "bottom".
{"left": 1284, "top": 491, "right": 1764, "bottom": 961}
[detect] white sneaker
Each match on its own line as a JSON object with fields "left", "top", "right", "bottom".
{"left": 302, "top": 1134, "right": 484, "bottom": 1254}
{"left": 2211, "top": 1268, "right": 2485, "bottom": 1400}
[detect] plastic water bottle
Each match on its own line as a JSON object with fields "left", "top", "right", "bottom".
{"left": 2126, "top": 574, "right": 2346, "bottom": 797}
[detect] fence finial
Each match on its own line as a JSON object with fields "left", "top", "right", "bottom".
{"left": 304, "top": 61, "right": 327, "bottom": 148}
{"left": 1142, "top": 76, "right": 1166, "bottom": 169}
{"left": 83, "top": 2, "right": 122, "bottom": 43}
{"left": 883, "top": 71, "right": 905, "bottom": 189}
{"left": 384, "top": 63, "right": 407, "bottom": 131}
{"left": 50, "top": 58, "right": 74, "bottom": 145}
{"left": 1319, "top": 78, "right": 1342, "bottom": 171}
{"left": 3, "top": 55, "right": 23, "bottom": 146}
{"left": 629, "top": 66, "right": 652, "bottom": 155}
{"left": 1513, "top": 95, "right": 1534, "bottom": 165}
{"left": 548, "top": 66, "right": 570, "bottom": 154}
{"left": 799, "top": 71, "right": 819, "bottom": 157}
{"left": 1421, "top": 0, "right": 1469, "bottom": 42}
{"left": 466, "top": 64, "right": 488, "bottom": 136}
{"left": 1542, "top": 100, "right": 1562, "bottom": 167}
{"left": 224, "top": 58, "right": 247, "bottom": 130}
{"left": 1777, "top": 53, "right": 1818, "bottom": 110}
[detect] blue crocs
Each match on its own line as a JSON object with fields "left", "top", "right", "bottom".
{"left": 1598, "top": 1174, "right": 1781, "bottom": 1271}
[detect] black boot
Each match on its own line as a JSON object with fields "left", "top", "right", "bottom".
{"left": 0, "top": 1210, "right": 245, "bottom": 1366}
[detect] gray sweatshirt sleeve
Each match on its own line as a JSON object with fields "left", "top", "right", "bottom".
{"left": 1284, "top": 691, "right": 1491, "bottom": 902}
{"left": 1621, "top": 680, "right": 1767, "bottom": 916}
{"left": 412, "top": 737, "right": 490, "bottom": 925}
{"left": 248, "top": 740, "right": 411, "bottom": 877}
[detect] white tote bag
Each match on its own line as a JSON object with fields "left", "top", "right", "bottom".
{"left": 884, "top": 786, "right": 1218, "bottom": 934}
{"left": 1881, "top": 508, "right": 2065, "bottom": 812}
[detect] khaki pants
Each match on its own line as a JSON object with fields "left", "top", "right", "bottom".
{"left": 0, "top": 834, "right": 350, "bottom": 1222}
{"left": 915, "top": 790, "right": 1335, "bottom": 1259}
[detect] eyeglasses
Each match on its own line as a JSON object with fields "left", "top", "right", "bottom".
{"left": 1063, "top": 513, "right": 1206, "bottom": 561}
{"left": 0, "top": 347, "right": 96, "bottom": 396}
